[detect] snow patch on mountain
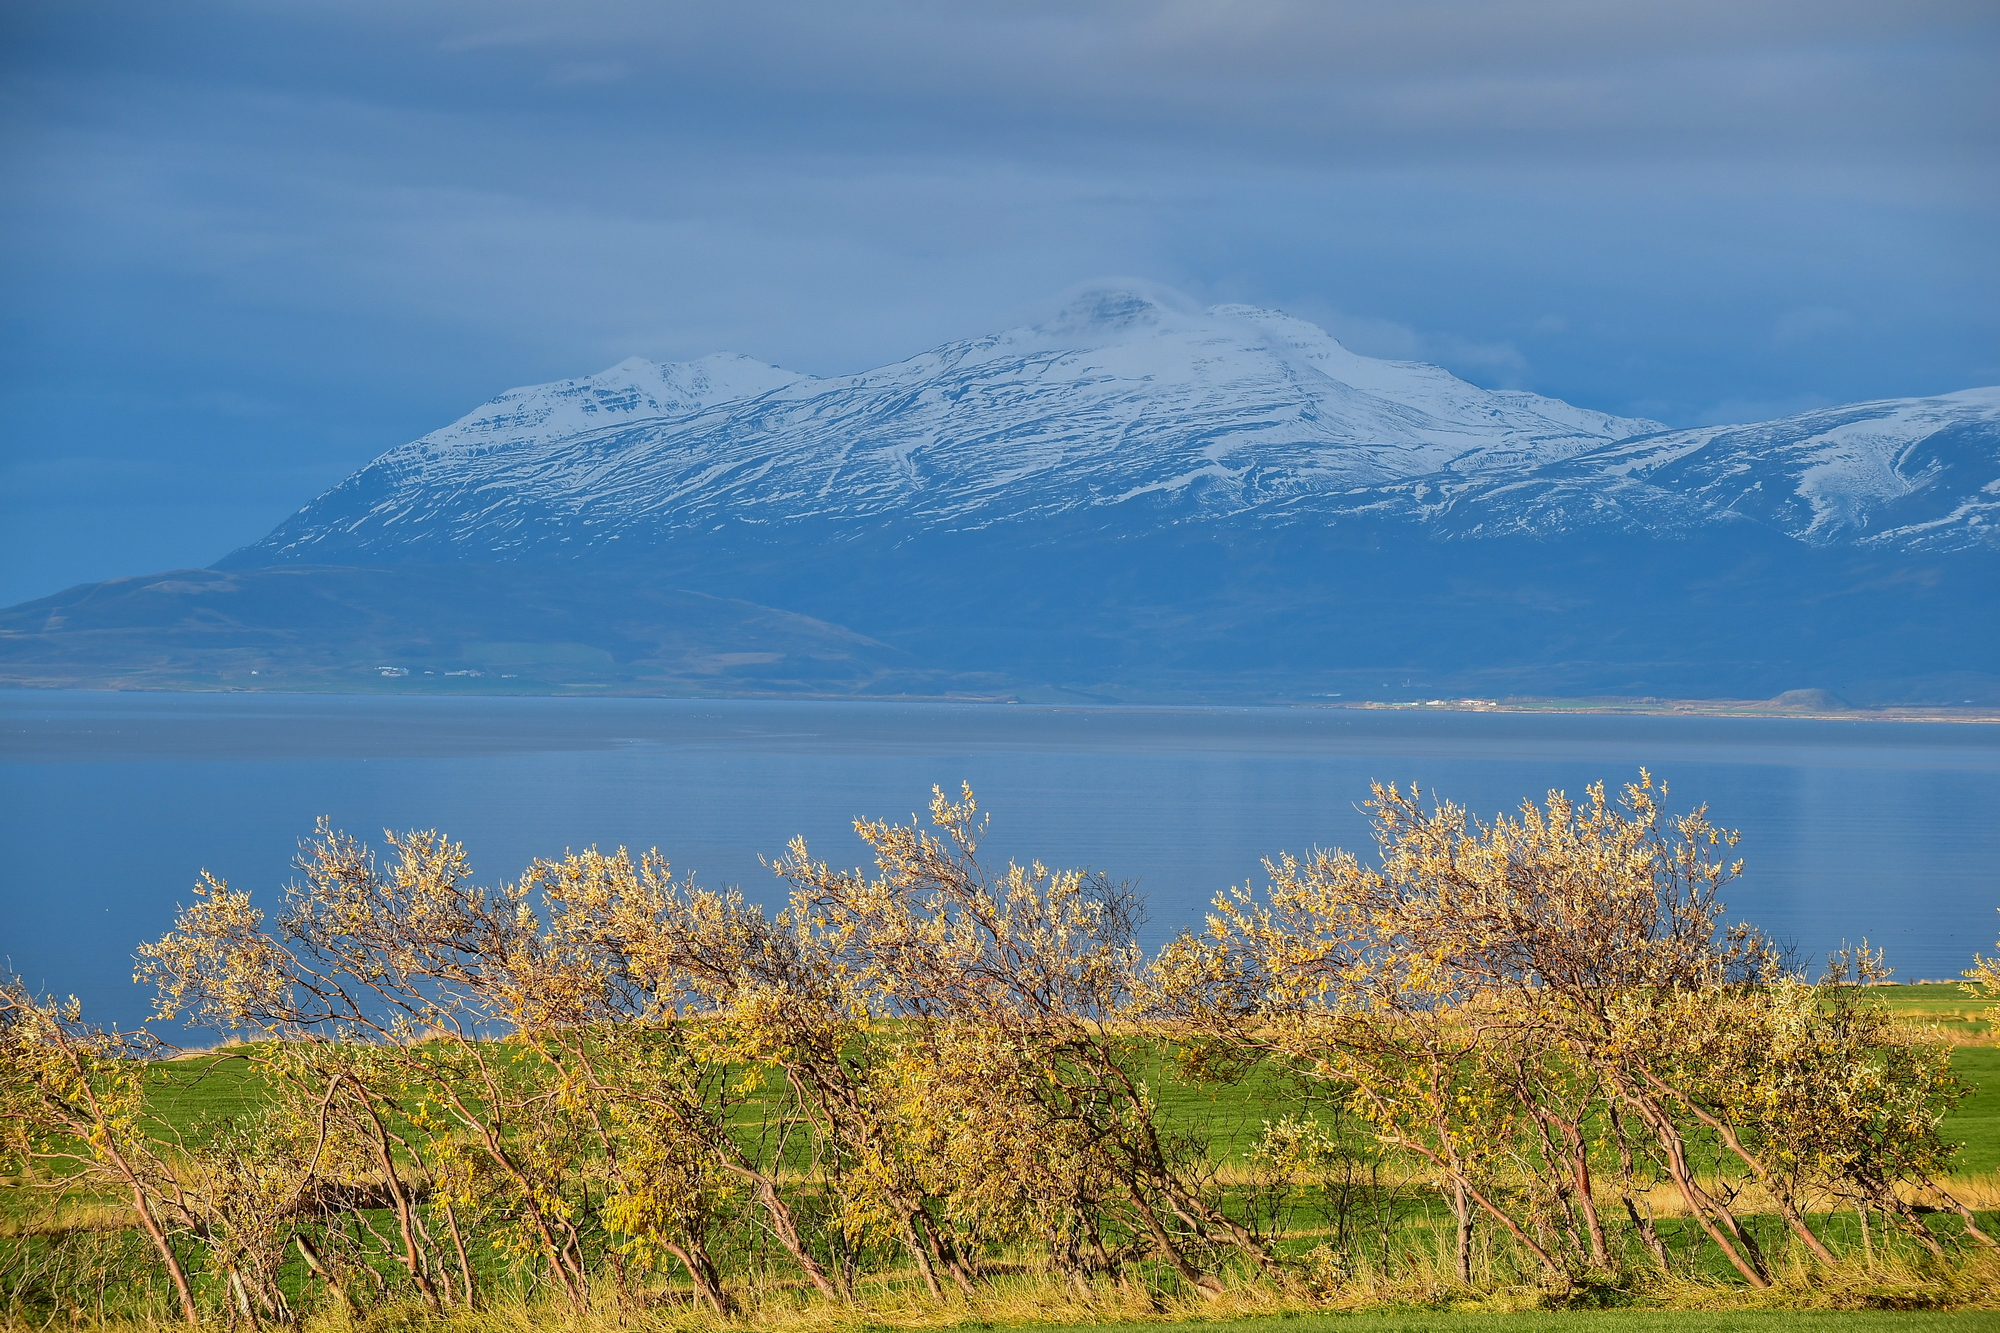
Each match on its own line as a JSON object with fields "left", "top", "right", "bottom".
{"left": 1357, "top": 387, "right": 2000, "bottom": 552}
{"left": 390, "top": 353, "right": 809, "bottom": 466}
{"left": 1436, "top": 388, "right": 2000, "bottom": 551}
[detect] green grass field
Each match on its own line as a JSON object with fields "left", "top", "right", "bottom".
{"left": 137, "top": 994, "right": 2000, "bottom": 1175}
{"left": 1879, "top": 984, "right": 1997, "bottom": 1175}
{"left": 1941, "top": 1046, "right": 2000, "bottom": 1174}
{"left": 1882, "top": 984, "right": 1994, "bottom": 1042}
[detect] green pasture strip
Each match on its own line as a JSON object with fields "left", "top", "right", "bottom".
{"left": 144, "top": 1049, "right": 264, "bottom": 1131}
{"left": 1134, "top": 1043, "right": 1316, "bottom": 1163}
{"left": 1150, "top": 1023, "right": 2000, "bottom": 1177}
{"left": 1041, "top": 1311, "right": 2000, "bottom": 1333}
{"left": 125, "top": 1033, "right": 2000, "bottom": 1174}
{"left": 1882, "top": 984, "right": 1994, "bottom": 1041}
{"left": 1943, "top": 1046, "right": 2000, "bottom": 1174}
{"left": 136, "top": 1041, "right": 817, "bottom": 1178}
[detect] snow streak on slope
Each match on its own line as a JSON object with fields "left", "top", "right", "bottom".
{"left": 239, "top": 292, "right": 1660, "bottom": 562}
{"left": 1402, "top": 388, "right": 2000, "bottom": 552}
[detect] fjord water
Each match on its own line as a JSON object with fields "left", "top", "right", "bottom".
{"left": 4, "top": 690, "right": 1996, "bottom": 1029}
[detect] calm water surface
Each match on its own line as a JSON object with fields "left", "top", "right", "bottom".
{"left": 4, "top": 690, "right": 1997, "bottom": 1028}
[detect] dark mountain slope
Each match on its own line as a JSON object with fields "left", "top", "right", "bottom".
{"left": 0, "top": 566, "right": 928, "bottom": 696}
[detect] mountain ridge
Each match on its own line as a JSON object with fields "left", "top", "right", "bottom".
{"left": 1334, "top": 388, "right": 2000, "bottom": 553}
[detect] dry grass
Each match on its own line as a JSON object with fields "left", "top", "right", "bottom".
{"left": 1625, "top": 1174, "right": 2000, "bottom": 1220}
{"left": 1915, "top": 1175, "right": 2000, "bottom": 1211}
{"left": 8, "top": 1247, "right": 1998, "bottom": 1333}
{"left": 1200, "top": 1161, "right": 2000, "bottom": 1216}
{"left": 1637, "top": 1247, "right": 2000, "bottom": 1314}
{"left": 211, "top": 1248, "right": 2000, "bottom": 1333}
{"left": 0, "top": 1200, "right": 139, "bottom": 1239}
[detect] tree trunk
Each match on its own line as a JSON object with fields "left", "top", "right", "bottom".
{"left": 1671, "top": 1095, "right": 1837, "bottom": 1267}
{"left": 359, "top": 1096, "right": 443, "bottom": 1313}
{"left": 741, "top": 1168, "right": 844, "bottom": 1298}
{"left": 296, "top": 1233, "right": 358, "bottom": 1317}
{"left": 1875, "top": 1189, "right": 1947, "bottom": 1257}
{"left": 915, "top": 1210, "right": 977, "bottom": 1295}
{"left": 1124, "top": 1182, "right": 1223, "bottom": 1298}
{"left": 1607, "top": 1102, "right": 1670, "bottom": 1274}
{"left": 1396, "top": 1139, "right": 1568, "bottom": 1284}
{"left": 1616, "top": 1086, "right": 1768, "bottom": 1286}
{"left": 1918, "top": 1176, "right": 2000, "bottom": 1249}
{"left": 442, "top": 1200, "right": 477, "bottom": 1308}
{"left": 899, "top": 1216, "right": 945, "bottom": 1300}
{"left": 1622, "top": 1196, "right": 1672, "bottom": 1273}
{"left": 129, "top": 1183, "right": 200, "bottom": 1325}
{"left": 227, "top": 1268, "right": 260, "bottom": 1330}
{"left": 1452, "top": 1181, "right": 1474, "bottom": 1285}
{"left": 664, "top": 1240, "right": 735, "bottom": 1315}
{"left": 1569, "top": 1135, "right": 1610, "bottom": 1267}
{"left": 456, "top": 1106, "right": 589, "bottom": 1309}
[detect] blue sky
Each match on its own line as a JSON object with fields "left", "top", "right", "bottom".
{"left": 3, "top": 0, "right": 1996, "bottom": 605}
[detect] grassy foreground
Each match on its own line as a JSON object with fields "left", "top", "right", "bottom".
{"left": 6, "top": 986, "right": 1995, "bottom": 1327}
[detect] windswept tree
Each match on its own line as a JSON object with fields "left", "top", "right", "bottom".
{"left": 513, "top": 844, "right": 840, "bottom": 1310}
{"left": 0, "top": 982, "right": 200, "bottom": 1324}
{"left": 1966, "top": 909, "right": 2000, "bottom": 1025}
{"left": 770, "top": 784, "right": 1281, "bottom": 1295}
{"left": 523, "top": 843, "right": 950, "bottom": 1299}
{"left": 139, "top": 826, "right": 607, "bottom": 1310}
{"left": 1626, "top": 948, "right": 1984, "bottom": 1257}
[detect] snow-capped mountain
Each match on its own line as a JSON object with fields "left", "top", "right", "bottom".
{"left": 234, "top": 292, "right": 1665, "bottom": 564}
{"left": 12, "top": 289, "right": 1993, "bottom": 705}
{"left": 230, "top": 291, "right": 1997, "bottom": 567}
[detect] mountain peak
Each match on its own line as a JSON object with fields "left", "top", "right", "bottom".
{"left": 600, "top": 354, "right": 661, "bottom": 376}
{"left": 392, "top": 352, "right": 807, "bottom": 465}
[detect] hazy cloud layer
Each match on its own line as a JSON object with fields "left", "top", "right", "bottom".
{"left": 2, "top": 0, "right": 1995, "bottom": 602}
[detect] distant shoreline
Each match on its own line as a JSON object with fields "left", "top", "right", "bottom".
{"left": 1310, "top": 697, "right": 2000, "bottom": 723}
{"left": 3, "top": 680, "right": 1997, "bottom": 722}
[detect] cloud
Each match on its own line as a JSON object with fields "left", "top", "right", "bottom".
{"left": 1265, "top": 302, "right": 1531, "bottom": 388}
{"left": 0, "top": 0, "right": 1995, "bottom": 602}
{"left": 18, "top": 2, "right": 1999, "bottom": 168}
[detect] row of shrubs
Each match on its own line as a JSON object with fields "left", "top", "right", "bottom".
{"left": 4, "top": 773, "right": 1996, "bottom": 1325}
